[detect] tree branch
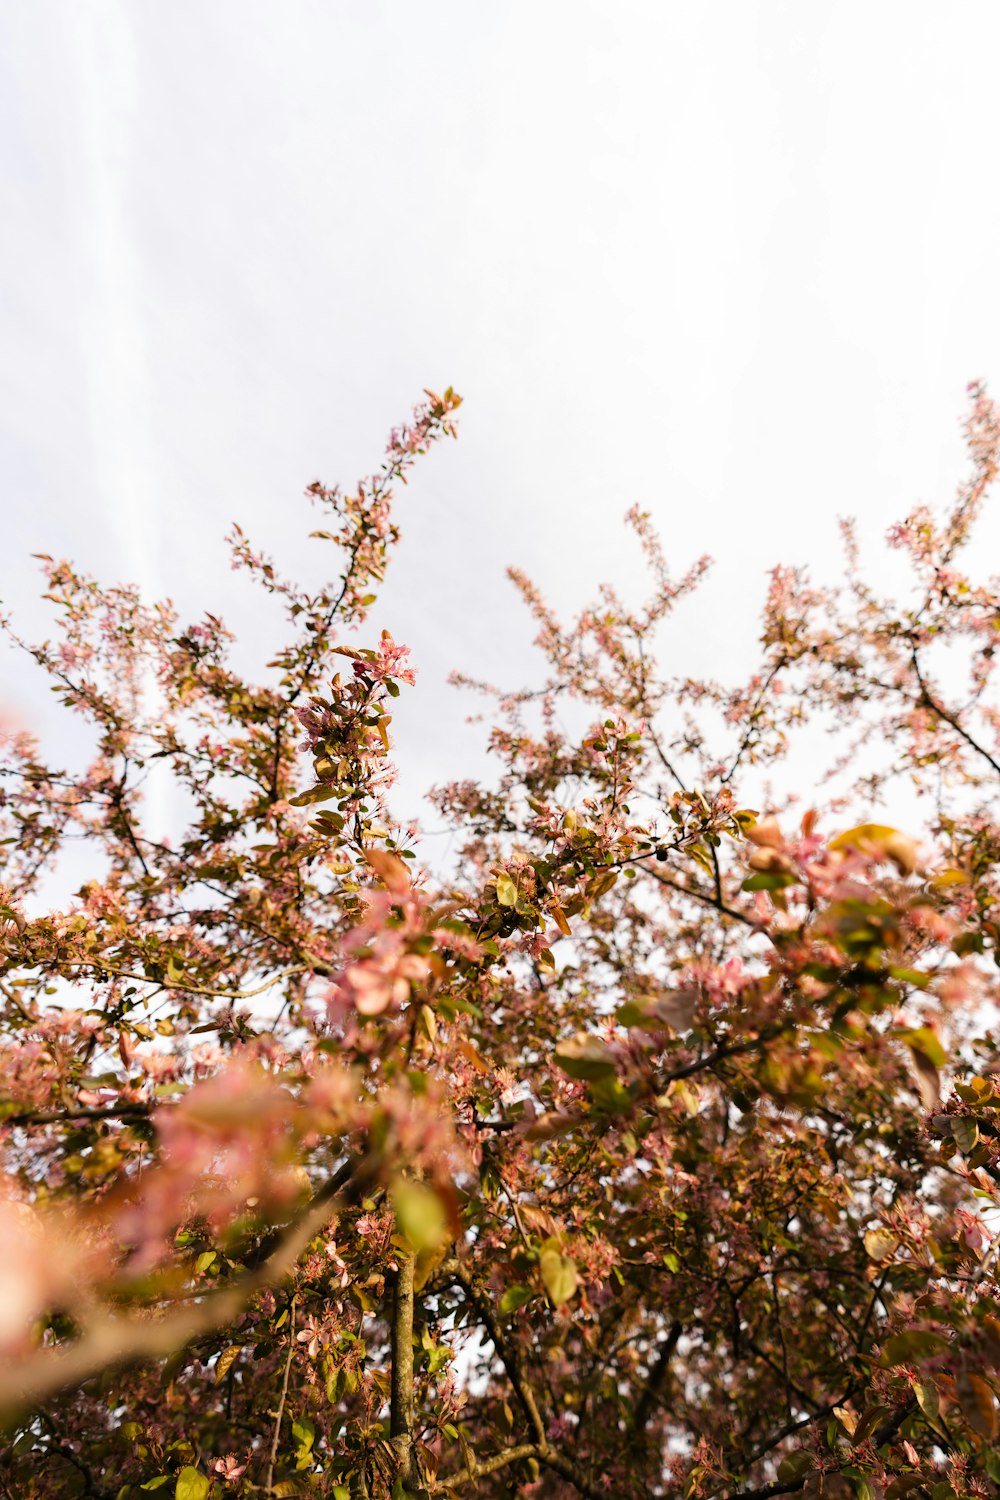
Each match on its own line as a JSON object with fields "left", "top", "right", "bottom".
{"left": 726, "top": 1478, "right": 806, "bottom": 1500}
{"left": 4, "top": 1103, "right": 151, "bottom": 1127}
{"left": 46, "top": 962, "right": 310, "bottom": 1001}
{"left": 265, "top": 1297, "right": 296, "bottom": 1495}
{"left": 910, "top": 646, "right": 1000, "bottom": 776}
{"left": 450, "top": 1266, "right": 605, "bottom": 1499}
{"left": 633, "top": 1319, "right": 682, "bottom": 1431}
{"left": 436, "top": 1441, "right": 539, "bottom": 1489}
{"left": 390, "top": 1249, "right": 416, "bottom": 1489}
{"left": 645, "top": 865, "right": 758, "bottom": 928}
{"left": 0, "top": 1155, "right": 373, "bottom": 1416}
{"left": 452, "top": 1265, "right": 546, "bottom": 1446}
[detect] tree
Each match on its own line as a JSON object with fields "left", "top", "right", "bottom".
{"left": 2, "top": 384, "right": 1000, "bottom": 1500}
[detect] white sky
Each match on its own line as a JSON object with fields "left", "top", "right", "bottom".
{"left": 4, "top": 1, "right": 1000, "bottom": 831}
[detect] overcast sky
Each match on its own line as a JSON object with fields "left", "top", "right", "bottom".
{"left": 4, "top": 1, "right": 1000, "bottom": 831}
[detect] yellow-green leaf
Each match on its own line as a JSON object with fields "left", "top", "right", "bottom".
{"left": 499, "top": 1284, "right": 534, "bottom": 1316}
{"left": 391, "top": 1180, "right": 447, "bottom": 1252}
{"left": 832, "top": 1406, "right": 856, "bottom": 1437}
{"left": 554, "top": 1032, "right": 616, "bottom": 1081}
{"left": 952, "top": 1117, "right": 980, "bottom": 1153}
{"left": 881, "top": 1330, "right": 949, "bottom": 1366}
{"left": 929, "top": 868, "right": 968, "bottom": 889}
{"left": 539, "top": 1242, "right": 578, "bottom": 1306}
{"left": 913, "top": 1378, "right": 940, "bottom": 1427}
{"left": 864, "top": 1227, "right": 898, "bottom": 1262}
{"left": 214, "top": 1344, "right": 242, "bottom": 1385}
{"left": 175, "top": 1469, "right": 209, "bottom": 1500}
{"left": 776, "top": 1450, "right": 812, "bottom": 1483}
{"left": 829, "top": 823, "right": 919, "bottom": 875}
{"left": 899, "top": 1025, "right": 946, "bottom": 1068}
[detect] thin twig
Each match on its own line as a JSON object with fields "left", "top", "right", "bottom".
{"left": 5, "top": 1104, "right": 151, "bottom": 1127}
{"left": 0, "top": 979, "right": 35, "bottom": 1023}
{"left": 41, "top": 962, "right": 309, "bottom": 1001}
{"left": 265, "top": 1297, "right": 296, "bottom": 1495}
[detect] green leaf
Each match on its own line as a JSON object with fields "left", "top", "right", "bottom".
{"left": 289, "top": 784, "right": 338, "bottom": 807}
{"left": 588, "top": 1075, "right": 632, "bottom": 1113}
{"left": 195, "top": 1251, "right": 217, "bottom": 1273}
{"left": 292, "top": 1416, "right": 315, "bottom": 1453}
{"left": 898, "top": 1025, "right": 946, "bottom": 1068}
{"left": 888, "top": 966, "right": 931, "bottom": 989}
{"left": 618, "top": 989, "right": 696, "bottom": 1032}
{"left": 499, "top": 1284, "right": 534, "bottom": 1315}
{"left": 852, "top": 1405, "right": 889, "bottom": 1445}
{"left": 175, "top": 1469, "right": 210, "bottom": 1500}
{"left": 540, "top": 1241, "right": 578, "bottom": 1306}
{"left": 952, "top": 1117, "right": 980, "bottom": 1153}
{"left": 880, "top": 1330, "right": 949, "bottom": 1366}
{"left": 777, "top": 1451, "right": 812, "bottom": 1483}
{"left": 140, "top": 1481, "right": 172, "bottom": 1493}
{"left": 913, "top": 1378, "right": 940, "bottom": 1426}
{"left": 390, "top": 1179, "right": 448, "bottom": 1252}
{"left": 496, "top": 874, "right": 518, "bottom": 907}
{"left": 554, "top": 1032, "right": 616, "bottom": 1081}
{"left": 741, "top": 871, "right": 796, "bottom": 892}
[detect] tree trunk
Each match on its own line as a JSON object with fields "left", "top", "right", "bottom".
{"left": 389, "top": 1247, "right": 416, "bottom": 1490}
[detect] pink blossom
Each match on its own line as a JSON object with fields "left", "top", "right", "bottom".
{"left": 956, "top": 1209, "right": 992, "bottom": 1256}
{"left": 212, "top": 1454, "right": 248, "bottom": 1481}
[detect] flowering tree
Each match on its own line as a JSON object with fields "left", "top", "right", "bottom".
{"left": 4, "top": 385, "right": 1000, "bottom": 1500}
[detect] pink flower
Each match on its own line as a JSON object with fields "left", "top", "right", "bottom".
{"left": 364, "top": 630, "right": 417, "bottom": 687}
{"left": 325, "top": 1239, "right": 350, "bottom": 1287}
{"left": 296, "top": 1314, "right": 326, "bottom": 1359}
{"left": 957, "top": 1208, "right": 992, "bottom": 1256}
{"left": 212, "top": 1453, "right": 248, "bottom": 1481}
{"left": 494, "top": 1066, "right": 520, "bottom": 1106}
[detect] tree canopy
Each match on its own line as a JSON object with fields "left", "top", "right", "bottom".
{"left": 4, "top": 385, "right": 1000, "bottom": 1500}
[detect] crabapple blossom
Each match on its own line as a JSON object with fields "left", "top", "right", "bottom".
{"left": 5, "top": 385, "right": 1000, "bottom": 1498}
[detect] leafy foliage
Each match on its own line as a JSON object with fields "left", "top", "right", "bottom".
{"left": 3, "top": 385, "right": 1000, "bottom": 1499}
